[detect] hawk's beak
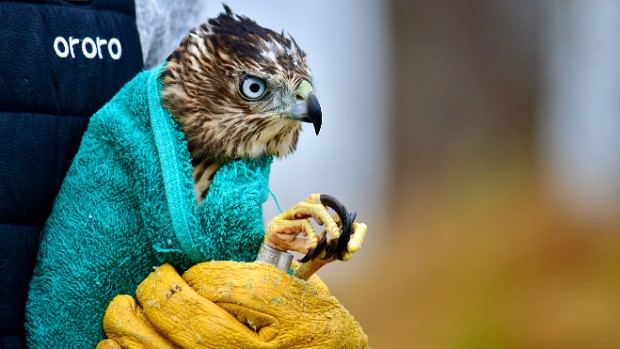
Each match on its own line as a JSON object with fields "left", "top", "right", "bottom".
{"left": 289, "top": 80, "right": 322, "bottom": 135}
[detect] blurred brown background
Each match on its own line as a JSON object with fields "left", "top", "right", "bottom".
{"left": 215, "top": 1, "right": 620, "bottom": 347}
{"left": 323, "top": 1, "right": 620, "bottom": 348}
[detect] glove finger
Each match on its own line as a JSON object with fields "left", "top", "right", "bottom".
{"left": 289, "top": 260, "right": 331, "bottom": 295}
{"left": 306, "top": 274, "right": 331, "bottom": 295}
{"left": 185, "top": 261, "right": 369, "bottom": 349}
{"left": 102, "top": 295, "right": 178, "bottom": 349}
{"left": 96, "top": 339, "right": 123, "bottom": 349}
{"left": 185, "top": 261, "right": 327, "bottom": 305}
{"left": 217, "top": 303, "right": 279, "bottom": 342}
{"left": 136, "top": 264, "right": 274, "bottom": 349}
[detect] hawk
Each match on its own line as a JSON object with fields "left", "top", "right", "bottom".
{"left": 162, "top": 6, "right": 319, "bottom": 200}
{"left": 161, "top": 6, "right": 365, "bottom": 279}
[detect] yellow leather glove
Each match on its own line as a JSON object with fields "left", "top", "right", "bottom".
{"left": 97, "top": 262, "right": 368, "bottom": 349}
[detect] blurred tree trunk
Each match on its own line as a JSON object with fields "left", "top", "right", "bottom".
{"left": 388, "top": 0, "right": 541, "bottom": 187}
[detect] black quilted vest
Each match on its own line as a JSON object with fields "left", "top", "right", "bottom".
{"left": 0, "top": 1, "right": 143, "bottom": 347}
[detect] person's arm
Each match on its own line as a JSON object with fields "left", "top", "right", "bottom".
{"left": 135, "top": 0, "right": 209, "bottom": 68}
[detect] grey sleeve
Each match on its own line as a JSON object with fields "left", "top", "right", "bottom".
{"left": 135, "top": 0, "right": 210, "bottom": 68}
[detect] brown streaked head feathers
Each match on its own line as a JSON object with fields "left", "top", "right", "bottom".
{"left": 161, "top": 6, "right": 315, "bottom": 162}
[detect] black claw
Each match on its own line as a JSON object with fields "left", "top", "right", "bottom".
{"left": 337, "top": 210, "right": 356, "bottom": 250}
{"left": 322, "top": 238, "right": 340, "bottom": 260}
{"left": 298, "top": 234, "right": 328, "bottom": 262}
{"left": 298, "top": 248, "right": 314, "bottom": 263}
{"left": 299, "top": 194, "right": 358, "bottom": 262}
{"left": 320, "top": 194, "right": 352, "bottom": 235}
{"left": 349, "top": 210, "right": 357, "bottom": 223}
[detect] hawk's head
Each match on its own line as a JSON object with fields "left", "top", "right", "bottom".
{"left": 161, "top": 5, "right": 321, "bottom": 161}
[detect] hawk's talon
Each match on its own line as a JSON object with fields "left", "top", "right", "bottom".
{"left": 265, "top": 216, "right": 319, "bottom": 254}
{"left": 322, "top": 237, "right": 340, "bottom": 260}
{"left": 299, "top": 195, "right": 360, "bottom": 262}
{"left": 347, "top": 222, "right": 367, "bottom": 254}
{"left": 298, "top": 235, "right": 327, "bottom": 263}
{"left": 264, "top": 194, "right": 338, "bottom": 255}
{"left": 264, "top": 193, "right": 367, "bottom": 280}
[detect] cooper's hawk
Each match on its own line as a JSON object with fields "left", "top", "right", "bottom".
{"left": 161, "top": 6, "right": 366, "bottom": 278}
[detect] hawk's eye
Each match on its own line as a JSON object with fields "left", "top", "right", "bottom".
{"left": 240, "top": 76, "right": 268, "bottom": 100}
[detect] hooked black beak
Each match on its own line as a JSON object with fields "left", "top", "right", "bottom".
{"left": 289, "top": 92, "right": 323, "bottom": 135}
{"left": 306, "top": 93, "right": 322, "bottom": 135}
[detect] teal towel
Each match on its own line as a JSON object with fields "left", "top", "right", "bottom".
{"left": 25, "top": 65, "right": 272, "bottom": 348}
